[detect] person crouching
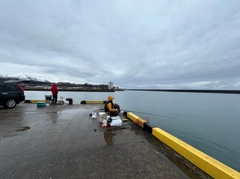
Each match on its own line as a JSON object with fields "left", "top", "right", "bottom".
{"left": 104, "top": 96, "right": 119, "bottom": 117}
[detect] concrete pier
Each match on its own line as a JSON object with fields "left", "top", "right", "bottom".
{"left": 0, "top": 103, "right": 210, "bottom": 179}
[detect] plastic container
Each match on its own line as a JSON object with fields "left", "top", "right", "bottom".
{"left": 37, "top": 102, "right": 46, "bottom": 107}
{"left": 110, "top": 119, "right": 122, "bottom": 126}
{"left": 99, "top": 112, "right": 107, "bottom": 123}
{"left": 106, "top": 116, "right": 121, "bottom": 121}
{"left": 99, "top": 112, "right": 107, "bottom": 117}
{"left": 92, "top": 112, "right": 97, "bottom": 119}
{"left": 106, "top": 116, "right": 122, "bottom": 126}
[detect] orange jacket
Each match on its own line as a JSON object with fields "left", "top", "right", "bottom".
{"left": 105, "top": 96, "right": 117, "bottom": 114}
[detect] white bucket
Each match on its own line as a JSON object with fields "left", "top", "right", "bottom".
{"left": 106, "top": 116, "right": 121, "bottom": 121}
{"left": 107, "top": 115, "right": 122, "bottom": 126}
{"left": 110, "top": 119, "right": 122, "bottom": 126}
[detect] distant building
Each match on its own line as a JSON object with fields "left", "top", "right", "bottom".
{"left": 108, "top": 82, "right": 113, "bottom": 89}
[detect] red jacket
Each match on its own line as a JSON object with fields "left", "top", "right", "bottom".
{"left": 51, "top": 84, "right": 58, "bottom": 96}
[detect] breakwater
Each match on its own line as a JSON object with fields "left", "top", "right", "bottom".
{"left": 126, "top": 89, "right": 240, "bottom": 94}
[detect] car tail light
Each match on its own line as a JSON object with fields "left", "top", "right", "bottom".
{"left": 17, "top": 84, "right": 24, "bottom": 92}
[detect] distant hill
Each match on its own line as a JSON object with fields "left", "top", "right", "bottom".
{"left": 0, "top": 74, "right": 121, "bottom": 90}
{"left": 0, "top": 74, "right": 51, "bottom": 84}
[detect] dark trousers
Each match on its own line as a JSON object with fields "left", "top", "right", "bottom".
{"left": 52, "top": 94, "right": 58, "bottom": 104}
{"left": 109, "top": 111, "right": 118, "bottom": 117}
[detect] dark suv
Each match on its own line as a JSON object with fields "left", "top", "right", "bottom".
{"left": 0, "top": 83, "right": 25, "bottom": 109}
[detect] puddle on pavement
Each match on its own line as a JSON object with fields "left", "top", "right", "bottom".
{"left": 104, "top": 131, "right": 116, "bottom": 145}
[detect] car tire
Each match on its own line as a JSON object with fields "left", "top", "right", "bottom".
{"left": 3, "top": 98, "right": 17, "bottom": 109}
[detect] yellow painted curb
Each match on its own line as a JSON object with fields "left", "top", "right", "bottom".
{"left": 85, "top": 100, "right": 105, "bottom": 104}
{"left": 152, "top": 127, "right": 240, "bottom": 179}
{"left": 127, "top": 112, "right": 147, "bottom": 128}
{"left": 31, "top": 100, "right": 48, "bottom": 103}
{"left": 25, "top": 100, "right": 48, "bottom": 103}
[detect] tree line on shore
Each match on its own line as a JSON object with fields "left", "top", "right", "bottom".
{"left": 0, "top": 76, "right": 122, "bottom": 90}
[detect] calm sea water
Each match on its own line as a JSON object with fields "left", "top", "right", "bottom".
{"left": 25, "top": 90, "right": 240, "bottom": 171}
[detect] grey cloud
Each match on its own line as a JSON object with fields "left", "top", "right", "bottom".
{"left": 0, "top": 0, "right": 240, "bottom": 89}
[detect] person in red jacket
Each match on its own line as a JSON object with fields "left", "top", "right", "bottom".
{"left": 51, "top": 83, "right": 58, "bottom": 104}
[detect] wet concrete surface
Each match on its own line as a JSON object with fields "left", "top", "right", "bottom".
{"left": 0, "top": 103, "right": 209, "bottom": 179}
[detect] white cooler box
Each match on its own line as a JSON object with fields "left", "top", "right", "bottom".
{"left": 107, "top": 116, "right": 122, "bottom": 126}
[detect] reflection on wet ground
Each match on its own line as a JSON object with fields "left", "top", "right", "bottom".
{"left": 104, "top": 131, "right": 116, "bottom": 145}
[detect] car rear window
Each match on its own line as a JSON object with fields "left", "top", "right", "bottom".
{"left": 4, "top": 84, "right": 16, "bottom": 91}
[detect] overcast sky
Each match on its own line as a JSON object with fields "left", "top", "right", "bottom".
{"left": 1, "top": 0, "right": 240, "bottom": 89}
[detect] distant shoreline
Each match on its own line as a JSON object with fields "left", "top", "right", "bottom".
{"left": 24, "top": 88, "right": 123, "bottom": 92}
{"left": 24, "top": 88, "right": 240, "bottom": 94}
{"left": 126, "top": 89, "right": 240, "bottom": 94}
